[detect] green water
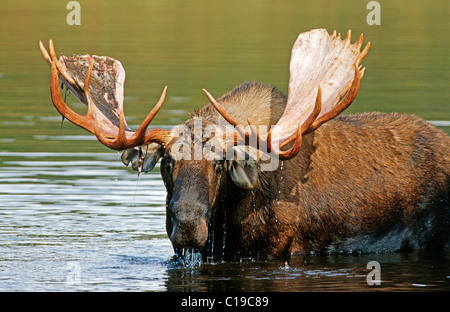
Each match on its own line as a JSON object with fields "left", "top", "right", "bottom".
{"left": 0, "top": 0, "right": 449, "bottom": 291}
{"left": 1, "top": 0, "right": 448, "bottom": 153}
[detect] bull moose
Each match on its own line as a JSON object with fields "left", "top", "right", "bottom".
{"left": 39, "top": 29, "right": 450, "bottom": 260}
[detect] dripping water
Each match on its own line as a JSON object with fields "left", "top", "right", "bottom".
{"left": 132, "top": 174, "right": 142, "bottom": 206}
{"left": 114, "top": 152, "right": 122, "bottom": 182}
{"left": 207, "top": 197, "right": 227, "bottom": 262}
{"left": 275, "top": 160, "right": 284, "bottom": 207}
{"left": 251, "top": 190, "right": 256, "bottom": 212}
{"left": 175, "top": 248, "right": 203, "bottom": 267}
{"left": 114, "top": 151, "right": 141, "bottom": 206}
{"left": 116, "top": 149, "right": 144, "bottom": 207}
{"left": 209, "top": 219, "right": 215, "bottom": 262}
{"left": 222, "top": 198, "right": 227, "bottom": 259}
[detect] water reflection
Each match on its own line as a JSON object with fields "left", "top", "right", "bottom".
{"left": 165, "top": 251, "right": 450, "bottom": 292}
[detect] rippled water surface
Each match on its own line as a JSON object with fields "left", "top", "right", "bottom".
{"left": 0, "top": 152, "right": 449, "bottom": 292}
{"left": 0, "top": 0, "right": 449, "bottom": 292}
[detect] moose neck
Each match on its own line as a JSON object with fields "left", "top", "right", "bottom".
{"left": 204, "top": 133, "right": 316, "bottom": 261}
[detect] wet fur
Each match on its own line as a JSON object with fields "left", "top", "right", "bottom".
{"left": 192, "top": 82, "right": 450, "bottom": 259}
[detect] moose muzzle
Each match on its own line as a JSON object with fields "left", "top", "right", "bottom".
{"left": 167, "top": 198, "right": 210, "bottom": 250}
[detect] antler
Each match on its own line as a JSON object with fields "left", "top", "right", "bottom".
{"left": 39, "top": 39, "right": 173, "bottom": 150}
{"left": 203, "top": 29, "right": 370, "bottom": 160}
{"left": 203, "top": 87, "right": 320, "bottom": 160}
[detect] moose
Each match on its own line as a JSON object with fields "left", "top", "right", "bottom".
{"left": 39, "top": 29, "right": 449, "bottom": 260}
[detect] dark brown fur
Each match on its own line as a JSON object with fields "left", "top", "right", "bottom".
{"left": 159, "top": 82, "right": 450, "bottom": 259}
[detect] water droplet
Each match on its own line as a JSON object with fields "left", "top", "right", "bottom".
{"left": 284, "top": 261, "right": 290, "bottom": 269}
{"left": 177, "top": 248, "right": 202, "bottom": 267}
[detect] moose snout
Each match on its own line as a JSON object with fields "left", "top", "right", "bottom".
{"left": 169, "top": 216, "right": 208, "bottom": 249}
{"left": 167, "top": 200, "right": 209, "bottom": 249}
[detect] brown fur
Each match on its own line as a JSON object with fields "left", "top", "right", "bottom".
{"left": 159, "top": 82, "right": 450, "bottom": 259}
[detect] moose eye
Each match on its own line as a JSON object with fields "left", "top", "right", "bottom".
{"left": 213, "top": 159, "right": 225, "bottom": 172}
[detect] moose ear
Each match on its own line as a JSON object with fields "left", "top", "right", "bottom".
{"left": 121, "top": 143, "right": 164, "bottom": 173}
{"left": 228, "top": 160, "right": 259, "bottom": 190}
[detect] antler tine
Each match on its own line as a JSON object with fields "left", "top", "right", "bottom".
{"left": 303, "top": 85, "right": 322, "bottom": 132}
{"left": 93, "top": 86, "right": 171, "bottom": 150}
{"left": 48, "top": 39, "right": 66, "bottom": 76}
{"left": 307, "top": 64, "right": 361, "bottom": 133}
{"left": 245, "top": 118, "right": 267, "bottom": 149}
{"left": 275, "top": 125, "right": 303, "bottom": 160}
{"left": 48, "top": 39, "right": 57, "bottom": 61}
{"left": 121, "top": 86, "right": 170, "bottom": 148}
{"left": 355, "top": 34, "right": 364, "bottom": 50}
{"left": 203, "top": 88, "right": 249, "bottom": 139}
{"left": 356, "top": 41, "right": 371, "bottom": 66}
{"left": 268, "top": 85, "right": 321, "bottom": 159}
{"left": 134, "top": 86, "right": 168, "bottom": 139}
{"left": 203, "top": 89, "right": 239, "bottom": 126}
{"left": 39, "top": 40, "right": 51, "bottom": 66}
{"left": 50, "top": 60, "right": 94, "bottom": 132}
{"left": 203, "top": 89, "right": 263, "bottom": 148}
{"left": 279, "top": 86, "right": 322, "bottom": 147}
{"left": 43, "top": 39, "right": 79, "bottom": 89}
{"left": 345, "top": 29, "right": 351, "bottom": 43}
{"left": 83, "top": 61, "right": 95, "bottom": 116}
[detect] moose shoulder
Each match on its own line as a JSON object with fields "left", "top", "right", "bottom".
{"left": 40, "top": 29, "right": 450, "bottom": 260}
{"left": 129, "top": 82, "right": 450, "bottom": 258}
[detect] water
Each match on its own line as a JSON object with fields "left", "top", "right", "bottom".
{"left": 0, "top": 151, "right": 449, "bottom": 292}
{"left": 0, "top": 0, "right": 449, "bottom": 292}
{"left": 0, "top": 151, "right": 170, "bottom": 291}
